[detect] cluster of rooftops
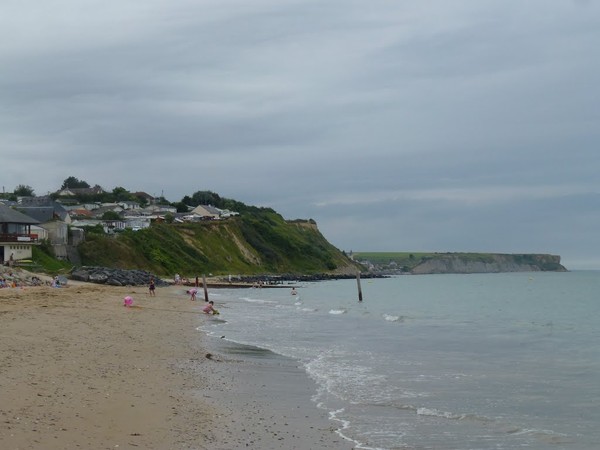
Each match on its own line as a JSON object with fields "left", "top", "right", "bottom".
{"left": 1, "top": 194, "right": 238, "bottom": 231}
{"left": 0, "top": 193, "right": 238, "bottom": 264}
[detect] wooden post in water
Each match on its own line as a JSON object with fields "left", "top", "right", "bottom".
{"left": 356, "top": 271, "right": 363, "bottom": 302}
{"left": 202, "top": 274, "right": 209, "bottom": 302}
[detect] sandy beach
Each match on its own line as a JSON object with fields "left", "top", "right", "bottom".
{"left": 0, "top": 276, "right": 350, "bottom": 449}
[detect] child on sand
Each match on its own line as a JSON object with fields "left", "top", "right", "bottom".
{"left": 188, "top": 288, "right": 198, "bottom": 301}
{"left": 149, "top": 277, "right": 156, "bottom": 297}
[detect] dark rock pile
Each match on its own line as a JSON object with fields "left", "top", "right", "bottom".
{"left": 70, "top": 266, "right": 169, "bottom": 287}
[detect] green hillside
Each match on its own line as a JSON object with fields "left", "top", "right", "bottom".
{"left": 77, "top": 211, "right": 359, "bottom": 277}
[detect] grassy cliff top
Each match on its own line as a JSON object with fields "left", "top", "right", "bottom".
{"left": 353, "top": 252, "right": 566, "bottom": 273}
{"left": 74, "top": 212, "right": 360, "bottom": 277}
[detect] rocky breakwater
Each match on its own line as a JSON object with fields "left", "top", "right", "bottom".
{"left": 70, "top": 266, "right": 169, "bottom": 287}
{"left": 410, "top": 253, "right": 567, "bottom": 275}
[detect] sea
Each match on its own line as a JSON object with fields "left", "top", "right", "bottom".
{"left": 199, "top": 271, "right": 600, "bottom": 450}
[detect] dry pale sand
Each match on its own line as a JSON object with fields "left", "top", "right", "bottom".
{"left": 0, "top": 279, "right": 351, "bottom": 449}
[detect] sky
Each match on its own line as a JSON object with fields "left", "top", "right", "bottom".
{"left": 1, "top": 1, "right": 599, "bottom": 269}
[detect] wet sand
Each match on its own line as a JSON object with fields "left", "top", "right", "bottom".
{"left": 0, "top": 281, "right": 349, "bottom": 449}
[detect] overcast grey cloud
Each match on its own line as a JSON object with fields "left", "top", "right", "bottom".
{"left": 2, "top": 0, "right": 599, "bottom": 269}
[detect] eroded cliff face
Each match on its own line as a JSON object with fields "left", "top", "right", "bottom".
{"left": 410, "top": 254, "right": 566, "bottom": 274}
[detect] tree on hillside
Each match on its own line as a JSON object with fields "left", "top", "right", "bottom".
{"left": 189, "top": 190, "right": 222, "bottom": 207}
{"left": 174, "top": 201, "right": 189, "bottom": 213}
{"left": 181, "top": 190, "right": 252, "bottom": 213}
{"left": 155, "top": 196, "right": 169, "bottom": 205}
{"left": 133, "top": 193, "right": 149, "bottom": 207}
{"left": 101, "top": 211, "right": 121, "bottom": 220}
{"left": 112, "top": 186, "right": 134, "bottom": 202}
{"left": 61, "top": 176, "right": 90, "bottom": 189}
{"left": 14, "top": 184, "right": 35, "bottom": 196}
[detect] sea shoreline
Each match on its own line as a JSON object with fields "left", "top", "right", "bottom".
{"left": 196, "top": 336, "right": 352, "bottom": 449}
{"left": 0, "top": 282, "right": 348, "bottom": 449}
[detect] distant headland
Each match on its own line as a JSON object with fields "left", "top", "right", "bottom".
{"left": 352, "top": 252, "right": 567, "bottom": 275}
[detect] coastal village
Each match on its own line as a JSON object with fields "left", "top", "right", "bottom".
{"left": 0, "top": 184, "right": 238, "bottom": 267}
{"left": 1, "top": 183, "right": 567, "bottom": 280}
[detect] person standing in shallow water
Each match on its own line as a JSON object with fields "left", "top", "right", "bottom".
{"left": 203, "top": 300, "right": 218, "bottom": 315}
{"left": 149, "top": 277, "right": 156, "bottom": 297}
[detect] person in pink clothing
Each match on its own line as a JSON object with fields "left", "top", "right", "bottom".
{"left": 202, "top": 300, "right": 218, "bottom": 315}
{"left": 187, "top": 288, "right": 198, "bottom": 301}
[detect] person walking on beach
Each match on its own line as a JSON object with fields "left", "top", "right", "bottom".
{"left": 149, "top": 277, "right": 156, "bottom": 297}
{"left": 195, "top": 275, "right": 199, "bottom": 288}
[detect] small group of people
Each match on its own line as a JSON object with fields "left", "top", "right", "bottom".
{"left": 0, "top": 275, "right": 48, "bottom": 288}
{"left": 175, "top": 273, "right": 195, "bottom": 286}
{"left": 0, "top": 277, "right": 15, "bottom": 288}
{"left": 148, "top": 274, "right": 218, "bottom": 314}
{"left": 51, "top": 276, "right": 63, "bottom": 288}
{"left": 186, "top": 288, "right": 218, "bottom": 314}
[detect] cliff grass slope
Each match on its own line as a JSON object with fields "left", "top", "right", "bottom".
{"left": 78, "top": 212, "right": 359, "bottom": 277}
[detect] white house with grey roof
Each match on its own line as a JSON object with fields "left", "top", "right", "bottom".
{"left": 190, "top": 205, "right": 222, "bottom": 219}
{"left": 0, "top": 204, "right": 40, "bottom": 265}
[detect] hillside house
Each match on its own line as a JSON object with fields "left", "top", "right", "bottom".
{"left": 16, "top": 204, "right": 71, "bottom": 225}
{"left": 55, "top": 185, "right": 105, "bottom": 197}
{"left": 191, "top": 205, "right": 221, "bottom": 220}
{"left": 17, "top": 195, "right": 54, "bottom": 206}
{"left": 90, "top": 204, "right": 124, "bottom": 219}
{"left": 118, "top": 200, "right": 141, "bottom": 210}
{"left": 68, "top": 209, "right": 94, "bottom": 220}
{"left": 132, "top": 191, "right": 155, "bottom": 205}
{"left": 145, "top": 204, "right": 177, "bottom": 214}
{"left": 16, "top": 203, "right": 74, "bottom": 260}
{"left": 0, "top": 204, "right": 40, "bottom": 265}
{"left": 69, "top": 219, "right": 122, "bottom": 234}
{"left": 219, "top": 209, "right": 239, "bottom": 218}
